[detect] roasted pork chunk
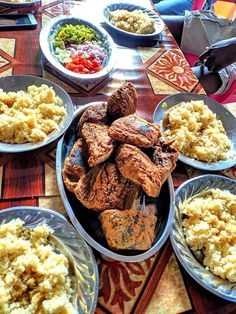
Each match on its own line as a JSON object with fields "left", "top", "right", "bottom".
{"left": 62, "top": 138, "right": 88, "bottom": 192}
{"left": 82, "top": 122, "right": 115, "bottom": 167}
{"left": 74, "top": 163, "right": 141, "bottom": 211}
{"left": 107, "top": 82, "right": 138, "bottom": 119}
{"left": 77, "top": 102, "right": 109, "bottom": 135}
{"left": 100, "top": 209, "right": 157, "bottom": 250}
{"left": 152, "top": 139, "right": 179, "bottom": 183}
{"left": 116, "top": 144, "right": 162, "bottom": 197}
{"left": 109, "top": 114, "right": 161, "bottom": 148}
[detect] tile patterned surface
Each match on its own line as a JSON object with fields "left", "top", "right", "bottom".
{"left": 0, "top": 1, "right": 235, "bottom": 313}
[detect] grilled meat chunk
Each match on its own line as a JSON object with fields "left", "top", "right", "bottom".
{"left": 100, "top": 209, "right": 157, "bottom": 250}
{"left": 153, "top": 139, "right": 179, "bottom": 184}
{"left": 74, "top": 163, "right": 141, "bottom": 211}
{"left": 109, "top": 114, "right": 161, "bottom": 148}
{"left": 77, "top": 102, "right": 109, "bottom": 135}
{"left": 82, "top": 122, "right": 115, "bottom": 167}
{"left": 107, "top": 82, "right": 137, "bottom": 119}
{"left": 116, "top": 144, "right": 162, "bottom": 197}
{"left": 62, "top": 138, "right": 88, "bottom": 192}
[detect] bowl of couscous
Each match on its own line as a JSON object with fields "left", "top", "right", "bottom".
{"left": 0, "top": 206, "right": 99, "bottom": 313}
{"left": 0, "top": 75, "right": 74, "bottom": 153}
{"left": 103, "top": 3, "right": 165, "bottom": 43}
{"left": 153, "top": 93, "right": 236, "bottom": 171}
{"left": 171, "top": 174, "right": 236, "bottom": 302}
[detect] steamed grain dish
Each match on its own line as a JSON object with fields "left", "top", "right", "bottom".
{"left": 0, "top": 85, "right": 66, "bottom": 144}
{"left": 109, "top": 9, "right": 155, "bottom": 34}
{"left": 181, "top": 189, "right": 236, "bottom": 282}
{"left": 0, "top": 219, "right": 76, "bottom": 314}
{"left": 163, "top": 100, "right": 231, "bottom": 162}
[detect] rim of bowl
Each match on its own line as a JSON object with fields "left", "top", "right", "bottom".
{"left": 40, "top": 15, "right": 116, "bottom": 80}
{"left": 56, "top": 103, "right": 175, "bottom": 262}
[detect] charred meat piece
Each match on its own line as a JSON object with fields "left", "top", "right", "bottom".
{"left": 109, "top": 114, "right": 161, "bottom": 148}
{"left": 100, "top": 209, "right": 157, "bottom": 250}
{"left": 116, "top": 144, "right": 162, "bottom": 197}
{"left": 82, "top": 122, "right": 115, "bottom": 167}
{"left": 107, "top": 82, "right": 138, "bottom": 119}
{"left": 153, "top": 139, "right": 179, "bottom": 184}
{"left": 62, "top": 138, "right": 88, "bottom": 192}
{"left": 77, "top": 102, "right": 109, "bottom": 135}
{"left": 74, "top": 163, "right": 141, "bottom": 211}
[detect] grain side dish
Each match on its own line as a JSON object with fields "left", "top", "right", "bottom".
{"left": 0, "top": 85, "right": 66, "bottom": 144}
{"left": 181, "top": 189, "right": 236, "bottom": 282}
{"left": 163, "top": 100, "right": 231, "bottom": 162}
{"left": 0, "top": 219, "right": 76, "bottom": 314}
{"left": 109, "top": 9, "right": 155, "bottom": 34}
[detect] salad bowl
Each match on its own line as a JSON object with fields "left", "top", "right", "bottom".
{"left": 40, "top": 16, "right": 115, "bottom": 82}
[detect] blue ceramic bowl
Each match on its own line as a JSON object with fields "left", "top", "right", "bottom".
{"left": 103, "top": 2, "right": 165, "bottom": 40}
{"left": 171, "top": 174, "right": 236, "bottom": 302}
{"left": 40, "top": 16, "right": 115, "bottom": 82}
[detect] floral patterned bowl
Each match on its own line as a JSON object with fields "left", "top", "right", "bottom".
{"left": 171, "top": 174, "right": 236, "bottom": 302}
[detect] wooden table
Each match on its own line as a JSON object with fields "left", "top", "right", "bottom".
{"left": 0, "top": 0, "right": 235, "bottom": 313}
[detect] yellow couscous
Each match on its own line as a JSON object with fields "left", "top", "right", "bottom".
{"left": 109, "top": 9, "right": 155, "bottom": 34}
{"left": 181, "top": 189, "right": 236, "bottom": 282}
{"left": 0, "top": 219, "right": 76, "bottom": 314}
{"left": 0, "top": 85, "right": 66, "bottom": 144}
{"left": 163, "top": 100, "right": 231, "bottom": 162}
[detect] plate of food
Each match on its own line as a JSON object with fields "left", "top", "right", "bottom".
{"left": 56, "top": 82, "right": 178, "bottom": 262}
{"left": 40, "top": 16, "right": 115, "bottom": 81}
{"left": 0, "top": 75, "right": 74, "bottom": 153}
{"left": 171, "top": 174, "right": 236, "bottom": 301}
{"left": 103, "top": 2, "right": 165, "bottom": 40}
{"left": 0, "top": 206, "right": 99, "bottom": 313}
{"left": 153, "top": 93, "right": 236, "bottom": 171}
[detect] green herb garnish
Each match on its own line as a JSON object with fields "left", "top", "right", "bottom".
{"left": 54, "top": 24, "right": 98, "bottom": 49}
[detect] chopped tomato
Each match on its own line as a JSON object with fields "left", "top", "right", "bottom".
{"left": 65, "top": 53, "right": 102, "bottom": 74}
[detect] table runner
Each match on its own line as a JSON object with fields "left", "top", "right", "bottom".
{"left": 0, "top": 0, "right": 235, "bottom": 313}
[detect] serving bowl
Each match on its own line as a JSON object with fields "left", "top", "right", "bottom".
{"left": 153, "top": 93, "right": 236, "bottom": 171}
{"left": 40, "top": 16, "right": 115, "bottom": 82}
{"left": 171, "top": 174, "right": 236, "bottom": 301}
{"left": 0, "top": 206, "right": 99, "bottom": 313}
{"left": 103, "top": 2, "right": 165, "bottom": 41}
{"left": 56, "top": 102, "right": 175, "bottom": 262}
{"left": 0, "top": 75, "right": 74, "bottom": 153}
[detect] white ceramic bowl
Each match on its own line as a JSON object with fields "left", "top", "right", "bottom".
{"left": 40, "top": 16, "right": 115, "bottom": 82}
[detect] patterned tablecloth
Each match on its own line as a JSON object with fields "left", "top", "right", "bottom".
{"left": 0, "top": 0, "right": 235, "bottom": 313}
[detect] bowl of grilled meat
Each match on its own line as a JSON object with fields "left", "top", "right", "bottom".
{"left": 56, "top": 82, "right": 178, "bottom": 262}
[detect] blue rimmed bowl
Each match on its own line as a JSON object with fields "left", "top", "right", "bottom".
{"left": 103, "top": 2, "right": 165, "bottom": 41}
{"left": 171, "top": 174, "right": 236, "bottom": 302}
{"left": 40, "top": 16, "right": 115, "bottom": 82}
